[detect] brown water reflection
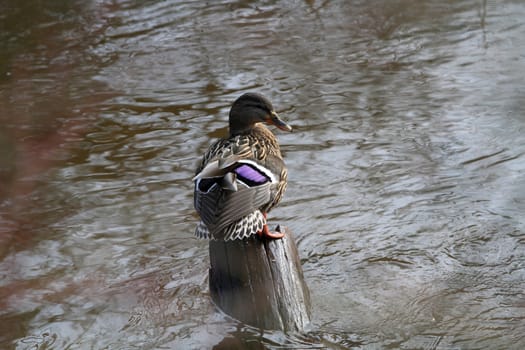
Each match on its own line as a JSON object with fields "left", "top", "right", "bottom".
{"left": 1, "top": 0, "right": 525, "bottom": 349}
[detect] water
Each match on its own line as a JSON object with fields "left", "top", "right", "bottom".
{"left": 1, "top": 0, "right": 525, "bottom": 348}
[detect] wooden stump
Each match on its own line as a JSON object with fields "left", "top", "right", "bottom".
{"left": 209, "top": 227, "right": 311, "bottom": 332}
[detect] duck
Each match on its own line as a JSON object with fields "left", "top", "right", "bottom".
{"left": 193, "top": 93, "right": 292, "bottom": 241}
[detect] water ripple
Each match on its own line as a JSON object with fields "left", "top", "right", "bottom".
{"left": 2, "top": 0, "right": 525, "bottom": 349}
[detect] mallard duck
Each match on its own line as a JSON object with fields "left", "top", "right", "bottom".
{"left": 193, "top": 93, "right": 292, "bottom": 240}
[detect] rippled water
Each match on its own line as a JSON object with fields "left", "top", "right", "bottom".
{"left": 1, "top": 0, "right": 525, "bottom": 349}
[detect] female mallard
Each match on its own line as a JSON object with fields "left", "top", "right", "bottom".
{"left": 193, "top": 93, "right": 292, "bottom": 241}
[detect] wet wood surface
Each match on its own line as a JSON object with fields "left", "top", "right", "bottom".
{"left": 209, "top": 227, "right": 311, "bottom": 332}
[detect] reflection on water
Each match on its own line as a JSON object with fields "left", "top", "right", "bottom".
{"left": 1, "top": 0, "right": 525, "bottom": 349}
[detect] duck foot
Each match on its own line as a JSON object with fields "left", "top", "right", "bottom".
{"left": 257, "top": 213, "right": 285, "bottom": 239}
{"left": 257, "top": 223, "right": 285, "bottom": 239}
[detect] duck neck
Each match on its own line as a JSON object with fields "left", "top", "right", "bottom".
{"left": 229, "top": 121, "right": 256, "bottom": 136}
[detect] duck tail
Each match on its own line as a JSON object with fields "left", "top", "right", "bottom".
{"left": 223, "top": 210, "right": 266, "bottom": 241}
{"left": 194, "top": 211, "right": 266, "bottom": 241}
{"left": 194, "top": 220, "right": 211, "bottom": 239}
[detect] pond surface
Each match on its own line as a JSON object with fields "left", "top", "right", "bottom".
{"left": 1, "top": 0, "right": 525, "bottom": 349}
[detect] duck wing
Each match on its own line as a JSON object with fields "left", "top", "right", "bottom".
{"left": 194, "top": 172, "right": 272, "bottom": 238}
{"left": 193, "top": 134, "right": 286, "bottom": 240}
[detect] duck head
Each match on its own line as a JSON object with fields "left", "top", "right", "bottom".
{"left": 229, "top": 93, "right": 293, "bottom": 136}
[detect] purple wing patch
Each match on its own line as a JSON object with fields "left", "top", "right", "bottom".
{"left": 234, "top": 164, "right": 268, "bottom": 184}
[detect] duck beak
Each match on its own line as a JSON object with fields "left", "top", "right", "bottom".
{"left": 268, "top": 111, "right": 293, "bottom": 132}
